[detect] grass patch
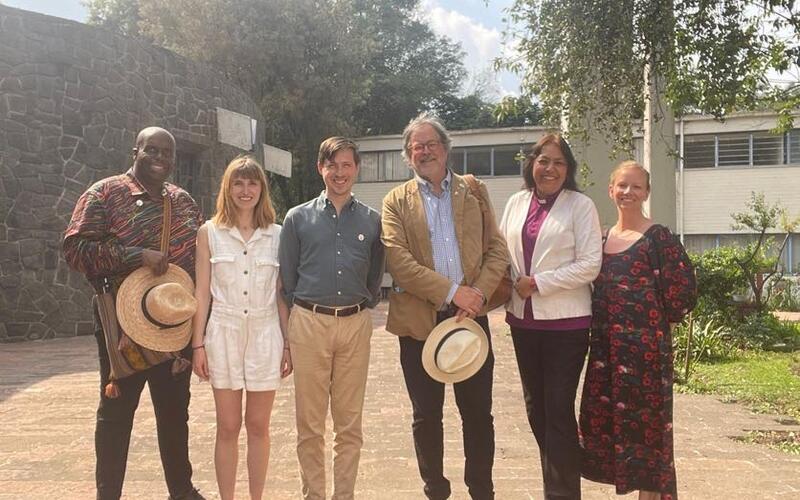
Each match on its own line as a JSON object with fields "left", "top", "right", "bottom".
{"left": 733, "top": 430, "right": 800, "bottom": 455}
{"left": 676, "top": 351, "right": 800, "bottom": 420}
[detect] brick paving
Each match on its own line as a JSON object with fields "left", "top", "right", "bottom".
{"left": 1, "top": 303, "right": 800, "bottom": 499}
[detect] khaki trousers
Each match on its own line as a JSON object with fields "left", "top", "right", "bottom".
{"left": 288, "top": 305, "right": 372, "bottom": 500}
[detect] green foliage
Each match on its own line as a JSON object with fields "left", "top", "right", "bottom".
{"left": 502, "top": 0, "right": 800, "bottom": 154}
{"left": 673, "top": 318, "right": 733, "bottom": 372}
{"left": 767, "top": 278, "right": 800, "bottom": 312}
{"left": 493, "top": 95, "right": 543, "bottom": 127}
{"left": 691, "top": 246, "right": 749, "bottom": 328}
{"left": 82, "top": 0, "right": 142, "bottom": 37}
{"left": 731, "top": 313, "right": 800, "bottom": 351}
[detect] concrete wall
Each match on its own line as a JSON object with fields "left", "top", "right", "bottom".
{"left": 0, "top": 6, "right": 262, "bottom": 341}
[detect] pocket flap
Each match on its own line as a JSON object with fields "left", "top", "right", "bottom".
{"left": 210, "top": 254, "right": 236, "bottom": 264}
{"left": 256, "top": 258, "right": 279, "bottom": 267}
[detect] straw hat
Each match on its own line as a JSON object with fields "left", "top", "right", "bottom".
{"left": 422, "top": 317, "right": 489, "bottom": 384}
{"left": 116, "top": 264, "right": 197, "bottom": 352}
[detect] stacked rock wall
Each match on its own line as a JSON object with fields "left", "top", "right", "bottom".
{"left": 0, "top": 6, "right": 262, "bottom": 341}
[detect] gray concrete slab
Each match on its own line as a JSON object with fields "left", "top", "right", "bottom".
{"left": 1, "top": 303, "right": 799, "bottom": 499}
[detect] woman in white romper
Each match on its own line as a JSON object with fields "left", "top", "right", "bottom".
{"left": 191, "top": 155, "right": 292, "bottom": 500}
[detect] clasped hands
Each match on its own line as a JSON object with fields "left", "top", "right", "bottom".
{"left": 514, "top": 274, "right": 537, "bottom": 299}
{"left": 451, "top": 285, "right": 484, "bottom": 321}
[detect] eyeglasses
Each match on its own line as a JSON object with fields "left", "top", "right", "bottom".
{"left": 410, "top": 140, "right": 442, "bottom": 153}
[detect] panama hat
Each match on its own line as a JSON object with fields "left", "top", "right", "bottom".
{"left": 116, "top": 264, "right": 197, "bottom": 352}
{"left": 422, "top": 317, "right": 489, "bottom": 384}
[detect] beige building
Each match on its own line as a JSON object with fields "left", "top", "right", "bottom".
{"left": 353, "top": 112, "right": 800, "bottom": 273}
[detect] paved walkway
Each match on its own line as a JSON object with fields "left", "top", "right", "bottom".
{"left": 1, "top": 303, "right": 800, "bottom": 499}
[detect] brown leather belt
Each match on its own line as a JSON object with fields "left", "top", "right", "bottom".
{"left": 294, "top": 298, "right": 366, "bottom": 317}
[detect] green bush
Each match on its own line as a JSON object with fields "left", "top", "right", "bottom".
{"left": 674, "top": 317, "right": 733, "bottom": 365}
{"left": 691, "top": 247, "right": 749, "bottom": 328}
{"left": 731, "top": 313, "right": 800, "bottom": 351}
{"left": 767, "top": 277, "right": 800, "bottom": 312}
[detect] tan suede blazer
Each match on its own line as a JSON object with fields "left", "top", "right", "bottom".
{"left": 381, "top": 173, "right": 509, "bottom": 340}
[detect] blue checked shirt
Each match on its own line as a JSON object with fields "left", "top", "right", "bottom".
{"left": 416, "top": 171, "right": 463, "bottom": 305}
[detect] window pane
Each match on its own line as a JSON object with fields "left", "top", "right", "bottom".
{"left": 684, "top": 134, "right": 715, "bottom": 168}
{"left": 789, "top": 129, "right": 800, "bottom": 165}
{"left": 359, "top": 153, "right": 379, "bottom": 182}
{"left": 493, "top": 146, "right": 523, "bottom": 176}
{"left": 465, "top": 148, "right": 491, "bottom": 176}
{"left": 449, "top": 148, "right": 465, "bottom": 174}
{"left": 717, "top": 133, "right": 750, "bottom": 166}
{"left": 385, "top": 151, "right": 410, "bottom": 181}
{"left": 684, "top": 235, "right": 717, "bottom": 254}
{"left": 752, "top": 131, "right": 782, "bottom": 166}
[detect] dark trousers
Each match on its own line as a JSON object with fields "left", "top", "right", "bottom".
{"left": 510, "top": 327, "right": 589, "bottom": 500}
{"left": 399, "top": 313, "right": 495, "bottom": 500}
{"left": 93, "top": 324, "right": 194, "bottom": 500}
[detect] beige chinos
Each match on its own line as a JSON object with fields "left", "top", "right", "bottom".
{"left": 288, "top": 305, "right": 372, "bottom": 500}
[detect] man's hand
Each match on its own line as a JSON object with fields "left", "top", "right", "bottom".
{"left": 452, "top": 285, "right": 483, "bottom": 319}
{"left": 142, "top": 249, "right": 168, "bottom": 276}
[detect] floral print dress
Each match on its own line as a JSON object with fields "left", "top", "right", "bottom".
{"left": 579, "top": 224, "right": 696, "bottom": 499}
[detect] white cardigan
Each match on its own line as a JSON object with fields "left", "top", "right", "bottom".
{"left": 499, "top": 189, "right": 602, "bottom": 321}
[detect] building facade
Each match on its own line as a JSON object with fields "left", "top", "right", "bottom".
{"left": 353, "top": 113, "right": 800, "bottom": 273}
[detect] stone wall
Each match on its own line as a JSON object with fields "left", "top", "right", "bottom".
{"left": 0, "top": 6, "right": 263, "bottom": 341}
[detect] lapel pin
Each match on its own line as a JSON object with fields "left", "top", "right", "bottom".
{"left": 358, "top": 233, "right": 365, "bottom": 241}
{"left": 135, "top": 199, "right": 143, "bottom": 207}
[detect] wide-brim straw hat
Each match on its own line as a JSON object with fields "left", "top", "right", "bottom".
{"left": 116, "top": 264, "right": 196, "bottom": 352}
{"left": 422, "top": 317, "right": 489, "bottom": 384}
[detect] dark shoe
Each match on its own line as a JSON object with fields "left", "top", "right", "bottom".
{"left": 168, "top": 487, "right": 205, "bottom": 500}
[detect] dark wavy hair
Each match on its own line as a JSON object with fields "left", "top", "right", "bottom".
{"left": 522, "top": 132, "right": 580, "bottom": 192}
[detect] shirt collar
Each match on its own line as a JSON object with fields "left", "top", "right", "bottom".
{"left": 318, "top": 191, "right": 357, "bottom": 211}
{"left": 125, "top": 169, "right": 168, "bottom": 198}
{"left": 415, "top": 170, "right": 451, "bottom": 195}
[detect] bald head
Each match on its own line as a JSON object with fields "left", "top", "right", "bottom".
{"left": 135, "top": 127, "right": 175, "bottom": 149}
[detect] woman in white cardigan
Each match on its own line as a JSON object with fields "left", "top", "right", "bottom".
{"left": 499, "top": 133, "right": 602, "bottom": 500}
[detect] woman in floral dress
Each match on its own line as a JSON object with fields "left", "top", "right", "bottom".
{"left": 579, "top": 161, "right": 696, "bottom": 500}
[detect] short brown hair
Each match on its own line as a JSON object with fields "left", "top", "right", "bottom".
{"left": 317, "top": 137, "right": 360, "bottom": 166}
{"left": 212, "top": 155, "right": 276, "bottom": 229}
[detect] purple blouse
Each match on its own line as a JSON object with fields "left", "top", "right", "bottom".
{"left": 506, "top": 191, "right": 592, "bottom": 331}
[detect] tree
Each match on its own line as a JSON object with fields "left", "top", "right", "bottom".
{"left": 502, "top": 0, "right": 800, "bottom": 153}
{"left": 730, "top": 192, "right": 799, "bottom": 313}
{"left": 493, "top": 95, "right": 543, "bottom": 127}
{"left": 83, "top": 0, "right": 474, "bottom": 213}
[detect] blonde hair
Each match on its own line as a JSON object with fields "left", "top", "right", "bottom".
{"left": 212, "top": 155, "right": 276, "bottom": 228}
{"left": 609, "top": 160, "right": 650, "bottom": 190}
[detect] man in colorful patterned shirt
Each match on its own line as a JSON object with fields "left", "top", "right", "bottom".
{"left": 63, "top": 127, "right": 205, "bottom": 500}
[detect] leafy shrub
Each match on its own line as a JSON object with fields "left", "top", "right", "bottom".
{"left": 691, "top": 247, "right": 749, "bottom": 328}
{"left": 731, "top": 313, "right": 800, "bottom": 351}
{"left": 674, "top": 317, "right": 733, "bottom": 367}
{"left": 767, "top": 277, "right": 800, "bottom": 312}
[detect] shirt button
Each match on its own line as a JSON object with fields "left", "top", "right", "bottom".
{"left": 337, "top": 232, "right": 341, "bottom": 236}
{"left": 244, "top": 270, "right": 248, "bottom": 275}
{"left": 243, "top": 291, "right": 248, "bottom": 295}
{"left": 338, "top": 270, "right": 342, "bottom": 275}
{"left": 333, "top": 214, "right": 337, "bottom": 218}
{"left": 243, "top": 250, "right": 247, "bottom": 255}
{"left": 337, "top": 291, "right": 342, "bottom": 295}
{"left": 337, "top": 250, "right": 341, "bottom": 255}
{"left": 445, "top": 238, "right": 449, "bottom": 242}
{"left": 244, "top": 309, "right": 248, "bottom": 314}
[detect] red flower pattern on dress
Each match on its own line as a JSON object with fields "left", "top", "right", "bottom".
{"left": 579, "top": 225, "right": 697, "bottom": 500}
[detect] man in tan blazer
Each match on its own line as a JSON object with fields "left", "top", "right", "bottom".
{"left": 381, "top": 112, "right": 509, "bottom": 500}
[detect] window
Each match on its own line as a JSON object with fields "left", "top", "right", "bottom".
{"left": 493, "top": 146, "right": 523, "bottom": 176}
{"left": 683, "top": 130, "right": 795, "bottom": 168}
{"left": 358, "top": 151, "right": 409, "bottom": 182}
{"left": 449, "top": 149, "right": 465, "bottom": 174}
{"left": 359, "top": 153, "right": 379, "bottom": 182}
{"left": 465, "top": 148, "right": 491, "bottom": 176}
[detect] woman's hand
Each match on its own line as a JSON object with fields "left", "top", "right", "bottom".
{"left": 515, "top": 275, "right": 537, "bottom": 299}
{"left": 192, "top": 346, "right": 209, "bottom": 381}
{"left": 281, "top": 345, "right": 293, "bottom": 378}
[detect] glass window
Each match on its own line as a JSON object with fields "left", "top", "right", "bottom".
{"left": 788, "top": 129, "right": 800, "bottom": 165}
{"left": 465, "top": 147, "right": 491, "bottom": 176}
{"left": 493, "top": 146, "right": 523, "bottom": 176}
{"left": 683, "top": 134, "right": 716, "bottom": 168}
{"left": 752, "top": 131, "right": 783, "bottom": 166}
{"left": 683, "top": 235, "right": 717, "bottom": 255}
{"left": 791, "top": 234, "right": 800, "bottom": 274}
{"left": 359, "top": 153, "right": 379, "bottom": 182}
{"left": 449, "top": 148, "right": 465, "bottom": 174}
{"left": 717, "top": 133, "right": 750, "bottom": 166}
{"left": 384, "top": 151, "right": 409, "bottom": 181}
